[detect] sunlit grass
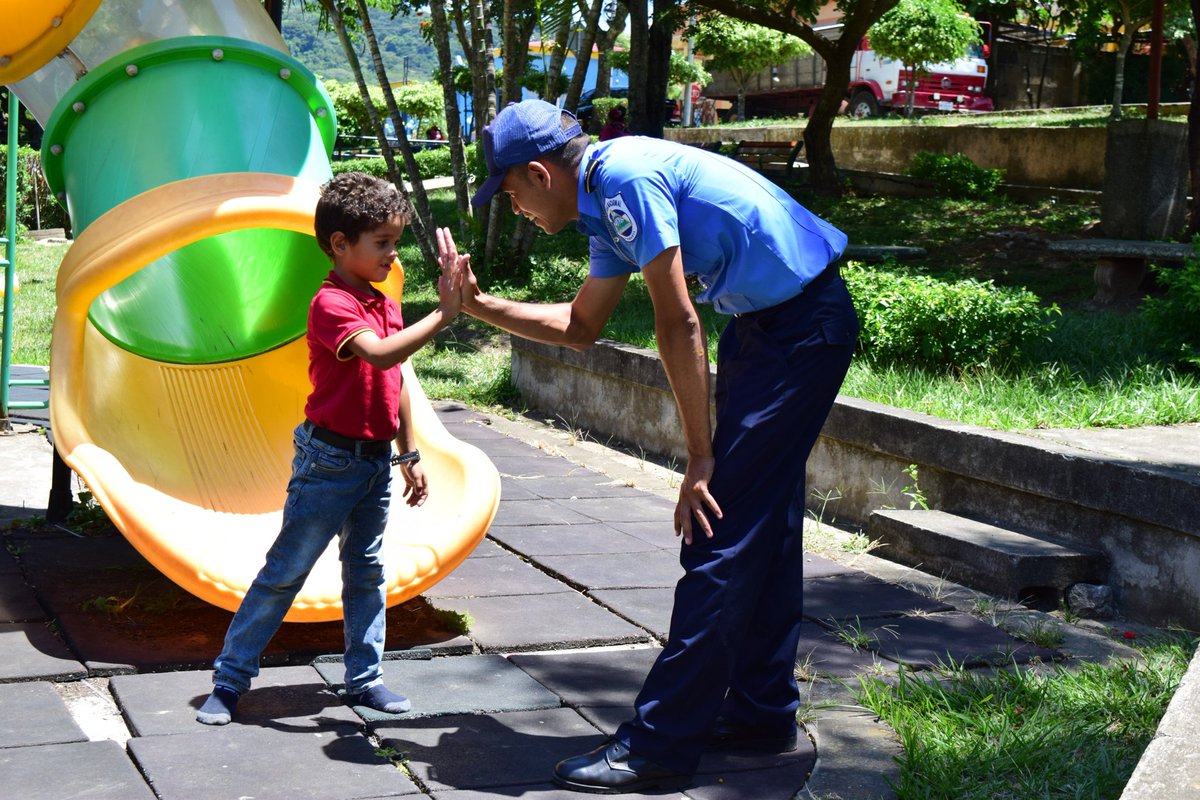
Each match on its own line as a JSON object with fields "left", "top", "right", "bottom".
{"left": 11, "top": 190, "right": 1199, "bottom": 431}
{"left": 6, "top": 239, "right": 67, "bottom": 365}
{"left": 857, "top": 632, "right": 1197, "bottom": 800}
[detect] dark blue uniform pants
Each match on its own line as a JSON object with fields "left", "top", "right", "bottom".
{"left": 617, "top": 268, "right": 858, "bottom": 774}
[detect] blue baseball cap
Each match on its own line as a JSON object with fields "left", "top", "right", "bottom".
{"left": 470, "top": 100, "right": 583, "bottom": 207}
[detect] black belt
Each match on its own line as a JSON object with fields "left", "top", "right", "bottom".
{"left": 303, "top": 421, "right": 392, "bottom": 457}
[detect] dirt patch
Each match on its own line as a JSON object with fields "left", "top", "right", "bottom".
{"left": 4, "top": 524, "right": 471, "bottom": 673}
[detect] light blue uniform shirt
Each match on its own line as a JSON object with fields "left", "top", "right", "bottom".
{"left": 575, "top": 137, "right": 847, "bottom": 315}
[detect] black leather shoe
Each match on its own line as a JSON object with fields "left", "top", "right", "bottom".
{"left": 706, "top": 719, "right": 799, "bottom": 753}
{"left": 553, "top": 739, "right": 690, "bottom": 794}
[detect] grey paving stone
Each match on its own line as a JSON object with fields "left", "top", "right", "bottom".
{"left": 536, "top": 551, "right": 685, "bottom": 591}
{"left": 0, "top": 681, "right": 87, "bottom": 748}
{"left": 464, "top": 435, "right": 554, "bottom": 458}
{"left": 0, "top": 622, "right": 85, "bottom": 681}
{"left": 804, "top": 708, "right": 902, "bottom": 800}
{"left": 489, "top": 455, "right": 588, "bottom": 478}
{"left": 375, "top": 707, "right": 606, "bottom": 793}
{"left": 803, "top": 572, "right": 954, "bottom": 623}
{"left": 796, "top": 624, "right": 900, "bottom": 679}
{"left": 557, "top": 495, "right": 675, "bottom": 524}
{"left": 573, "top": 705, "right": 817, "bottom": 776}
{"left": 431, "top": 785, "right": 669, "bottom": 799}
{"left": 498, "top": 476, "right": 543, "bottom": 501}
{"left": 515, "top": 474, "right": 656, "bottom": 500}
{"left": 464, "top": 539, "right": 509, "bottom": 559}
{"left": 489, "top": 499, "right": 597, "bottom": 527}
{"left": 803, "top": 552, "right": 858, "bottom": 578}
{"left": 0, "top": 547, "right": 20, "bottom": 573}
{"left": 865, "top": 611, "right": 1058, "bottom": 669}
{"left": 509, "top": 649, "right": 661, "bottom": 707}
{"left": 110, "top": 666, "right": 360, "bottom": 736}
{"left": 0, "top": 739, "right": 156, "bottom": 799}
{"left": 589, "top": 588, "right": 675, "bottom": 638}
{"left": 431, "top": 593, "right": 650, "bottom": 652}
{"left": 127, "top": 723, "right": 418, "bottom": 799}
{"left": 0, "top": 571, "right": 45, "bottom": 622}
{"left": 608, "top": 520, "right": 681, "bottom": 550}
{"left": 422, "top": 553, "right": 569, "bottom": 598}
{"left": 315, "top": 654, "right": 561, "bottom": 721}
{"left": 488, "top": 523, "right": 658, "bottom": 557}
{"left": 685, "top": 757, "right": 814, "bottom": 799}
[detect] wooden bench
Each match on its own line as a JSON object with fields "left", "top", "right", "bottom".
{"left": 1045, "top": 238, "right": 1194, "bottom": 305}
{"left": 731, "top": 140, "right": 805, "bottom": 181}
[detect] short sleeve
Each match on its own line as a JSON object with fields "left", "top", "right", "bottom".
{"left": 309, "top": 288, "right": 371, "bottom": 359}
{"left": 602, "top": 168, "right": 680, "bottom": 268}
{"left": 588, "top": 236, "right": 634, "bottom": 278}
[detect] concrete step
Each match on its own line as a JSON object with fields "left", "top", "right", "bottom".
{"left": 869, "top": 509, "right": 1109, "bottom": 605}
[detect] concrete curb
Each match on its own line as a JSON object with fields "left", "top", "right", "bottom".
{"left": 510, "top": 337, "right": 1200, "bottom": 626}
{"left": 1120, "top": 642, "right": 1200, "bottom": 799}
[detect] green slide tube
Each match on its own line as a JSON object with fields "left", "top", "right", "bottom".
{"left": 40, "top": 36, "right": 337, "bottom": 365}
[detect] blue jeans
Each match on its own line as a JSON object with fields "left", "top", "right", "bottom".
{"left": 212, "top": 422, "right": 392, "bottom": 695}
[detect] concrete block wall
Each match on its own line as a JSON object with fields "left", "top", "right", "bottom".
{"left": 511, "top": 337, "right": 1200, "bottom": 628}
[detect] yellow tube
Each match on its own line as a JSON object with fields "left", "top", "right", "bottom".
{"left": 0, "top": 0, "right": 102, "bottom": 84}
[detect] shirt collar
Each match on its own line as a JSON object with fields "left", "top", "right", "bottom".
{"left": 323, "top": 270, "right": 384, "bottom": 304}
{"left": 575, "top": 144, "right": 604, "bottom": 235}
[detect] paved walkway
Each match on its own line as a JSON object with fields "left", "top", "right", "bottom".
{"left": 0, "top": 376, "right": 1169, "bottom": 799}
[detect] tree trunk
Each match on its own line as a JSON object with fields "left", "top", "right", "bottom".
{"left": 429, "top": 0, "right": 471, "bottom": 224}
{"left": 502, "top": 0, "right": 527, "bottom": 107}
{"left": 1112, "top": 26, "right": 1136, "bottom": 120}
{"left": 588, "top": 2, "right": 629, "bottom": 133}
{"left": 644, "top": 1, "right": 678, "bottom": 137}
{"left": 564, "top": 0, "right": 606, "bottom": 113}
{"left": 1188, "top": 1, "right": 1200, "bottom": 236}
{"left": 544, "top": 17, "right": 572, "bottom": 100}
{"left": 626, "top": 0, "right": 649, "bottom": 133}
{"left": 353, "top": 0, "right": 437, "bottom": 266}
{"left": 319, "top": 0, "right": 437, "bottom": 263}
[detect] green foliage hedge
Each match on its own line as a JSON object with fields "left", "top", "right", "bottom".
{"left": 905, "top": 151, "right": 1004, "bottom": 198}
{"left": 0, "top": 145, "right": 70, "bottom": 235}
{"left": 843, "top": 261, "right": 1058, "bottom": 370}
{"left": 1143, "top": 244, "right": 1200, "bottom": 370}
{"left": 332, "top": 142, "right": 478, "bottom": 182}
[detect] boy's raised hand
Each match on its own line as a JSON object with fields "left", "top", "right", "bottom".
{"left": 436, "top": 227, "right": 467, "bottom": 317}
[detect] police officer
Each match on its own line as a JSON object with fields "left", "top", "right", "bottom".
{"left": 453, "top": 98, "right": 858, "bottom": 793}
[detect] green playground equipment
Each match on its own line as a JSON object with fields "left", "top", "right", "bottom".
{"left": 1, "top": 88, "right": 50, "bottom": 427}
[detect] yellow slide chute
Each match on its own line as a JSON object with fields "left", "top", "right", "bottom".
{"left": 9, "top": 1, "right": 499, "bottom": 623}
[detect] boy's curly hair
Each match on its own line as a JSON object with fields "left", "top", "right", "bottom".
{"left": 314, "top": 172, "right": 412, "bottom": 259}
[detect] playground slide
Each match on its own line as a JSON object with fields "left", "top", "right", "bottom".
{"left": 2, "top": 1, "right": 499, "bottom": 622}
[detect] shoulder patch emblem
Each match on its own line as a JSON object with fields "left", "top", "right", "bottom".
{"left": 604, "top": 193, "right": 638, "bottom": 243}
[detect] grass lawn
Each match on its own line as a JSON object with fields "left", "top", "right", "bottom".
{"left": 10, "top": 187, "right": 1199, "bottom": 430}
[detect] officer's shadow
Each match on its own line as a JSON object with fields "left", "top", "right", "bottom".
{"left": 370, "top": 710, "right": 642, "bottom": 796}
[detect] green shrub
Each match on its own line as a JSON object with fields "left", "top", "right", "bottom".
{"left": 1142, "top": 243, "right": 1200, "bottom": 369}
{"left": 843, "top": 261, "right": 1059, "bottom": 370}
{"left": 332, "top": 143, "right": 478, "bottom": 182}
{"left": 0, "top": 145, "right": 70, "bottom": 235}
{"left": 332, "top": 157, "right": 390, "bottom": 180}
{"left": 905, "top": 151, "right": 1004, "bottom": 198}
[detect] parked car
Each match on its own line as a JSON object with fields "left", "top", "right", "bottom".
{"left": 575, "top": 88, "right": 678, "bottom": 129}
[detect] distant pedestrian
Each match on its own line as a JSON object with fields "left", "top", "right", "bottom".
{"left": 196, "top": 173, "right": 465, "bottom": 725}
{"left": 599, "top": 106, "right": 632, "bottom": 141}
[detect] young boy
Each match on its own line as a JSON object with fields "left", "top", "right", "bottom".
{"left": 197, "top": 172, "right": 465, "bottom": 725}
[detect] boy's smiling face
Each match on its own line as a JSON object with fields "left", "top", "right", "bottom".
{"left": 330, "top": 215, "right": 406, "bottom": 292}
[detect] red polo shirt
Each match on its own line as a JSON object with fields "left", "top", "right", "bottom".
{"left": 304, "top": 272, "right": 404, "bottom": 440}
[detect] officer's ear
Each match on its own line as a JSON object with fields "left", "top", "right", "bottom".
{"left": 525, "top": 160, "right": 553, "bottom": 191}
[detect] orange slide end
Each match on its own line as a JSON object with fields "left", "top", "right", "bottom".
{"left": 50, "top": 172, "right": 500, "bottom": 622}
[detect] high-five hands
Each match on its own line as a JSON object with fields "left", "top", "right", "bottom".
{"left": 435, "top": 227, "right": 468, "bottom": 317}
{"left": 435, "top": 226, "right": 480, "bottom": 312}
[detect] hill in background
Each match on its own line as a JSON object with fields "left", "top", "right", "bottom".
{"left": 280, "top": 4, "right": 440, "bottom": 85}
